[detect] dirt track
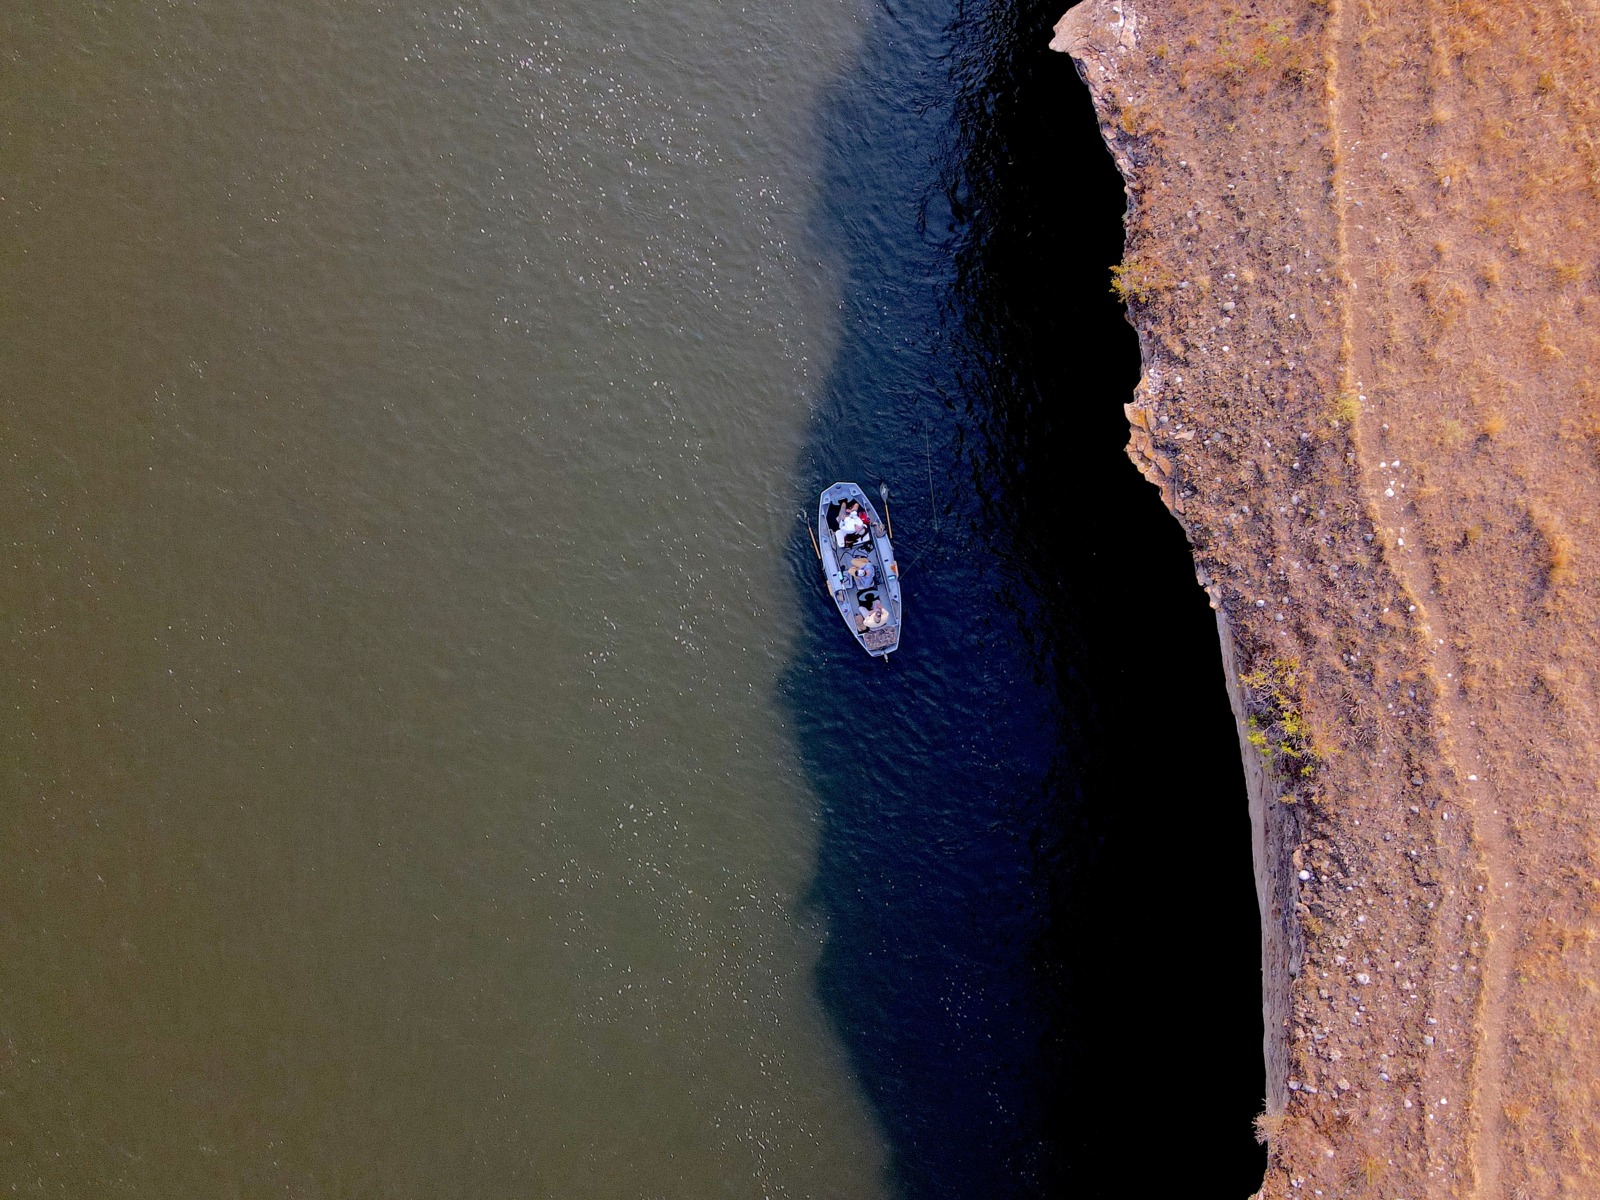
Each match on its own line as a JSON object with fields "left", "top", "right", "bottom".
{"left": 1055, "top": 0, "right": 1600, "bottom": 1194}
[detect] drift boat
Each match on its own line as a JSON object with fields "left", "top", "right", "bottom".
{"left": 816, "top": 482, "right": 902, "bottom": 657}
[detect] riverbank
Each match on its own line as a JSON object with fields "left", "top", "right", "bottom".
{"left": 1054, "top": 0, "right": 1600, "bottom": 1194}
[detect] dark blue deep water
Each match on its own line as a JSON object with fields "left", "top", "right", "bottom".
{"left": 784, "top": 0, "right": 1268, "bottom": 1194}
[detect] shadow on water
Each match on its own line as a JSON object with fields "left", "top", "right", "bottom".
{"left": 780, "top": 0, "right": 1269, "bottom": 1195}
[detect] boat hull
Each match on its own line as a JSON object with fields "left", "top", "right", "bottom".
{"left": 817, "top": 482, "right": 902, "bottom": 657}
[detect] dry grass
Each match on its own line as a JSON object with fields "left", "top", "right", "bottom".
{"left": 1118, "top": 102, "right": 1160, "bottom": 138}
{"left": 1552, "top": 260, "right": 1584, "bottom": 285}
{"left": 1331, "top": 390, "right": 1360, "bottom": 427}
{"left": 1110, "top": 253, "right": 1177, "bottom": 303}
{"left": 1254, "top": 1111, "right": 1287, "bottom": 1145}
{"left": 1210, "top": 12, "right": 1314, "bottom": 86}
{"left": 1355, "top": 1154, "right": 1385, "bottom": 1187}
{"left": 1529, "top": 501, "right": 1575, "bottom": 588}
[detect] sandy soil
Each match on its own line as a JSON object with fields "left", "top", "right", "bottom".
{"left": 1053, "top": 0, "right": 1600, "bottom": 1194}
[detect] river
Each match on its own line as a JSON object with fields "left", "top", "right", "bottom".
{"left": 2, "top": 0, "right": 1263, "bottom": 1196}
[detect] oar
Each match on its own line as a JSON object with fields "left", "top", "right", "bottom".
{"left": 878, "top": 482, "right": 894, "bottom": 540}
{"left": 806, "top": 515, "right": 821, "bottom": 560}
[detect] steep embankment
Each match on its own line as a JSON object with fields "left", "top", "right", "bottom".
{"left": 1053, "top": 0, "right": 1600, "bottom": 1195}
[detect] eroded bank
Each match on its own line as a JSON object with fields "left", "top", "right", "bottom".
{"left": 1054, "top": 0, "right": 1600, "bottom": 1195}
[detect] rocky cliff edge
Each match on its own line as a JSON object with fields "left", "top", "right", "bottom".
{"left": 1054, "top": 0, "right": 1600, "bottom": 1195}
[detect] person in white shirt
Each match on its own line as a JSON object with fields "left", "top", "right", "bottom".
{"left": 834, "top": 500, "right": 868, "bottom": 548}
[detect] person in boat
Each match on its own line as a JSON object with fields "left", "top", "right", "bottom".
{"left": 855, "top": 591, "right": 889, "bottom": 631}
{"left": 848, "top": 555, "right": 875, "bottom": 588}
{"left": 835, "top": 500, "right": 869, "bottom": 548}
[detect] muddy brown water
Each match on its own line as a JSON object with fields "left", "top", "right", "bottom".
{"left": 3, "top": 2, "right": 885, "bottom": 1194}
